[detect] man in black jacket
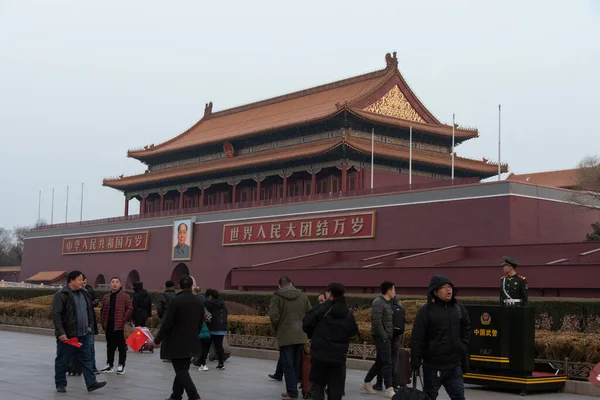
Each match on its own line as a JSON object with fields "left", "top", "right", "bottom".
{"left": 303, "top": 282, "right": 358, "bottom": 400}
{"left": 132, "top": 281, "right": 152, "bottom": 327}
{"left": 361, "top": 281, "right": 396, "bottom": 399}
{"left": 411, "top": 275, "right": 471, "bottom": 400}
{"left": 152, "top": 275, "right": 204, "bottom": 400}
{"left": 157, "top": 280, "right": 177, "bottom": 320}
{"left": 52, "top": 270, "right": 106, "bottom": 393}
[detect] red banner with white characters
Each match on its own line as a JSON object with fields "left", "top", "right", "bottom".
{"left": 222, "top": 211, "right": 375, "bottom": 246}
{"left": 62, "top": 231, "right": 149, "bottom": 255}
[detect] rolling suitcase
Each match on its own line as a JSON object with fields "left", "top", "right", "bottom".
{"left": 396, "top": 348, "right": 412, "bottom": 387}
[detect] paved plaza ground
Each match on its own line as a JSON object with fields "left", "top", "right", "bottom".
{"left": 0, "top": 330, "right": 596, "bottom": 400}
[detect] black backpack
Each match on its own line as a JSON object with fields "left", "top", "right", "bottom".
{"left": 392, "top": 301, "right": 406, "bottom": 335}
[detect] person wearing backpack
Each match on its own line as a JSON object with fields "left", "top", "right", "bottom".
{"left": 157, "top": 280, "right": 177, "bottom": 320}
{"left": 200, "top": 289, "right": 228, "bottom": 370}
{"left": 410, "top": 275, "right": 471, "bottom": 400}
{"left": 374, "top": 294, "right": 407, "bottom": 391}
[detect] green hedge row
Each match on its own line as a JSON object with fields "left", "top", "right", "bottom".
{"left": 2, "top": 288, "right": 600, "bottom": 332}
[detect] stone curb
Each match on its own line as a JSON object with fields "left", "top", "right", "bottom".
{"left": 1, "top": 324, "right": 598, "bottom": 397}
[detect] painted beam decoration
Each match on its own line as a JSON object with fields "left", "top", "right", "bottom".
{"left": 62, "top": 231, "right": 149, "bottom": 255}
{"left": 222, "top": 211, "right": 375, "bottom": 246}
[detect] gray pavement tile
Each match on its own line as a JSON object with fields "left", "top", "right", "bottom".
{"left": 0, "top": 330, "right": 596, "bottom": 400}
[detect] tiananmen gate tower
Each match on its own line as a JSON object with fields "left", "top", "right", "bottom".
{"left": 21, "top": 53, "right": 600, "bottom": 297}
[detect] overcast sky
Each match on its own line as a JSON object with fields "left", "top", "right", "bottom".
{"left": 1, "top": 0, "right": 598, "bottom": 229}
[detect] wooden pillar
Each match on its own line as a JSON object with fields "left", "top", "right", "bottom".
{"left": 199, "top": 189, "right": 204, "bottom": 207}
{"left": 140, "top": 196, "right": 147, "bottom": 216}
{"left": 231, "top": 183, "right": 237, "bottom": 203}
{"left": 341, "top": 163, "right": 348, "bottom": 193}
{"left": 282, "top": 176, "right": 288, "bottom": 199}
{"left": 179, "top": 189, "right": 185, "bottom": 209}
{"left": 255, "top": 179, "right": 261, "bottom": 201}
{"left": 159, "top": 192, "right": 165, "bottom": 211}
{"left": 311, "top": 172, "right": 317, "bottom": 195}
{"left": 124, "top": 196, "right": 129, "bottom": 217}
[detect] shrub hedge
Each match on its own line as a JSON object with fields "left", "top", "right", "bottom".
{"left": 3, "top": 288, "right": 600, "bottom": 333}
{"left": 3, "top": 296, "right": 600, "bottom": 363}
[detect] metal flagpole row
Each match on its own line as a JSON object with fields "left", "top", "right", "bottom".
{"left": 409, "top": 126, "right": 413, "bottom": 186}
{"left": 370, "top": 128, "right": 374, "bottom": 190}
{"left": 452, "top": 114, "right": 455, "bottom": 181}
{"left": 498, "top": 104, "right": 502, "bottom": 181}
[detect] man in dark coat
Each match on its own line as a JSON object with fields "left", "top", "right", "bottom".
{"left": 52, "top": 270, "right": 106, "bottom": 393}
{"left": 153, "top": 275, "right": 204, "bottom": 400}
{"left": 303, "top": 282, "right": 358, "bottom": 400}
{"left": 132, "top": 281, "right": 152, "bottom": 327}
{"left": 411, "top": 275, "right": 471, "bottom": 400}
{"left": 157, "top": 280, "right": 177, "bottom": 320}
{"left": 361, "top": 281, "right": 396, "bottom": 399}
{"left": 269, "top": 276, "right": 312, "bottom": 400}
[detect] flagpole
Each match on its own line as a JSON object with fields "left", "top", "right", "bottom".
{"left": 51, "top": 188, "right": 54, "bottom": 224}
{"left": 80, "top": 182, "right": 84, "bottom": 222}
{"left": 409, "top": 126, "right": 413, "bottom": 186}
{"left": 498, "top": 104, "right": 502, "bottom": 181}
{"left": 451, "top": 114, "right": 455, "bottom": 181}
{"left": 65, "top": 185, "right": 69, "bottom": 223}
{"left": 370, "top": 128, "right": 374, "bottom": 189}
{"left": 37, "top": 190, "right": 41, "bottom": 222}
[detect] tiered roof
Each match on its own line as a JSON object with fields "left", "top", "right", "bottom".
{"left": 126, "top": 52, "right": 476, "bottom": 161}
{"left": 105, "top": 53, "right": 501, "bottom": 190}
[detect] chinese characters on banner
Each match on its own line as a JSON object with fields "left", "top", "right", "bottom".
{"left": 222, "top": 211, "right": 375, "bottom": 246}
{"left": 62, "top": 232, "right": 149, "bottom": 255}
{"left": 473, "top": 329, "right": 498, "bottom": 337}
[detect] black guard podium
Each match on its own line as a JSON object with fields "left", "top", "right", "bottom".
{"left": 463, "top": 305, "right": 567, "bottom": 395}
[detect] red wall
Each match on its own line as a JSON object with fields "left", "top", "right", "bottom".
{"left": 21, "top": 195, "right": 600, "bottom": 292}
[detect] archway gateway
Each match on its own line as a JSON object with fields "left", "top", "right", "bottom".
{"left": 125, "top": 270, "right": 140, "bottom": 290}
{"left": 170, "top": 263, "right": 189, "bottom": 287}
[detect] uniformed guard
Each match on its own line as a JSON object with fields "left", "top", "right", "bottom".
{"left": 500, "top": 256, "right": 528, "bottom": 306}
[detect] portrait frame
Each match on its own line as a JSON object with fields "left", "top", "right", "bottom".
{"left": 171, "top": 217, "right": 194, "bottom": 261}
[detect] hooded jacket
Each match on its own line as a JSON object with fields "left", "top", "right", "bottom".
{"left": 269, "top": 284, "right": 312, "bottom": 347}
{"left": 302, "top": 298, "right": 358, "bottom": 365}
{"left": 410, "top": 275, "right": 471, "bottom": 371}
{"left": 205, "top": 297, "right": 228, "bottom": 334}
{"left": 132, "top": 281, "right": 152, "bottom": 326}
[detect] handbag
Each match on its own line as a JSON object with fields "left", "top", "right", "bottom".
{"left": 199, "top": 322, "right": 211, "bottom": 341}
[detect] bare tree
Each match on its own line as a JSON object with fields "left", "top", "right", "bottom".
{"left": 577, "top": 155, "right": 600, "bottom": 200}
{"left": 11, "top": 226, "right": 30, "bottom": 264}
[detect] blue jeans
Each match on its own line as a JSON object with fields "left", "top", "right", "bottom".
{"left": 90, "top": 334, "right": 97, "bottom": 370}
{"left": 55, "top": 333, "right": 97, "bottom": 389}
{"left": 423, "top": 364, "right": 465, "bottom": 400}
{"left": 280, "top": 344, "right": 303, "bottom": 398}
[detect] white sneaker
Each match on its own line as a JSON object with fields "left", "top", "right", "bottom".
{"left": 116, "top": 365, "right": 125, "bottom": 375}
{"left": 360, "top": 383, "right": 377, "bottom": 394}
{"left": 199, "top": 365, "right": 208, "bottom": 371}
{"left": 100, "top": 365, "right": 114, "bottom": 373}
{"left": 384, "top": 387, "right": 396, "bottom": 398}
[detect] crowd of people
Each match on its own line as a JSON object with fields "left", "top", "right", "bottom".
{"left": 51, "top": 271, "right": 472, "bottom": 400}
